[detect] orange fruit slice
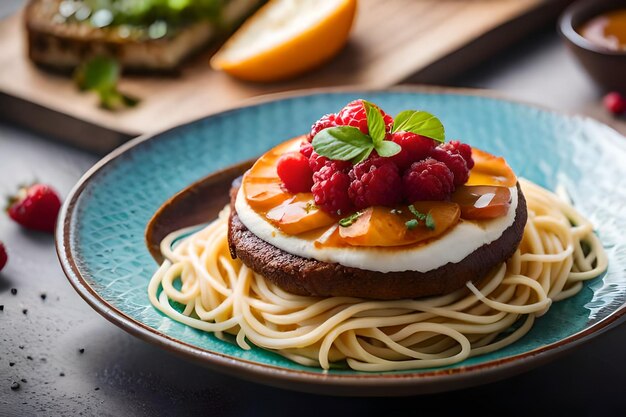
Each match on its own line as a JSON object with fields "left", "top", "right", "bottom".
{"left": 211, "top": 0, "right": 357, "bottom": 82}
{"left": 467, "top": 148, "right": 517, "bottom": 188}
{"left": 243, "top": 136, "right": 304, "bottom": 212}
{"left": 266, "top": 193, "right": 336, "bottom": 235}
{"left": 338, "top": 202, "right": 460, "bottom": 247}
{"left": 452, "top": 185, "right": 511, "bottom": 220}
{"left": 243, "top": 177, "right": 291, "bottom": 212}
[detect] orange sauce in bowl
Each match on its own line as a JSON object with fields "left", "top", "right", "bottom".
{"left": 579, "top": 9, "right": 626, "bottom": 51}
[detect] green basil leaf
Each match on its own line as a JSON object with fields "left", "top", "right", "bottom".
{"left": 312, "top": 126, "right": 373, "bottom": 161}
{"left": 99, "top": 90, "right": 123, "bottom": 110}
{"left": 121, "top": 93, "right": 140, "bottom": 107}
{"left": 392, "top": 110, "right": 445, "bottom": 143}
{"left": 363, "top": 100, "right": 386, "bottom": 145}
{"left": 74, "top": 56, "right": 119, "bottom": 91}
{"left": 99, "top": 90, "right": 139, "bottom": 111}
{"left": 74, "top": 56, "right": 139, "bottom": 111}
{"left": 374, "top": 140, "right": 401, "bottom": 157}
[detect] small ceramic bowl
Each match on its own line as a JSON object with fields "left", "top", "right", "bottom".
{"left": 558, "top": 0, "right": 626, "bottom": 92}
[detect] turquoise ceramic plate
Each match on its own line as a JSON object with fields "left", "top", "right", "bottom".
{"left": 57, "top": 88, "right": 626, "bottom": 396}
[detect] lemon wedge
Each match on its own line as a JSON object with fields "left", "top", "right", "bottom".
{"left": 211, "top": 0, "right": 357, "bottom": 82}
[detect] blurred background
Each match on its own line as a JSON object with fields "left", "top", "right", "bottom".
{"left": 1, "top": 0, "right": 625, "bottom": 415}
{"left": 1, "top": 0, "right": 625, "bottom": 152}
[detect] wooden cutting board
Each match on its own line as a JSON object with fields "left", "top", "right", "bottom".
{"left": 0, "top": 0, "right": 568, "bottom": 153}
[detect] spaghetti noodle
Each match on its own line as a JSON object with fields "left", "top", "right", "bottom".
{"left": 148, "top": 179, "right": 607, "bottom": 371}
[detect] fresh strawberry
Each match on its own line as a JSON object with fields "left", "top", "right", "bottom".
{"left": 0, "top": 242, "right": 7, "bottom": 272}
{"left": 6, "top": 184, "right": 62, "bottom": 233}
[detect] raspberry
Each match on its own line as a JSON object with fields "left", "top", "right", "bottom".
{"left": 312, "top": 165, "right": 354, "bottom": 215}
{"left": 308, "top": 151, "right": 351, "bottom": 173}
{"left": 276, "top": 152, "right": 314, "bottom": 193}
{"left": 348, "top": 158, "right": 402, "bottom": 209}
{"left": 403, "top": 158, "right": 455, "bottom": 202}
{"left": 299, "top": 141, "right": 313, "bottom": 158}
{"left": 440, "top": 140, "right": 474, "bottom": 169}
{"left": 308, "top": 113, "right": 337, "bottom": 142}
{"left": 603, "top": 92, "right": 626, "bottom": 115}
{"left": 308, "top": 151, "right": 330, "bottom": 172}
{"left": 336, "top": 99, "right": 393, "bottom": 134}
{"left": 389, "top": 132, "right": 437, "bottom": 170}
{"left": 429, "top": 147, "right": 469, "bottom": 186}
{"left": 384, "top": 114, "right": 394, "bottom": 131}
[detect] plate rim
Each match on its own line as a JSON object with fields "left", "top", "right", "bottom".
{"left": 55, "top": 85, "right": 626, "bottom": 396}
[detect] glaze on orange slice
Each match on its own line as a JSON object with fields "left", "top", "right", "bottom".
{"left": 467, "top": 148, "right": 517, "bottom": 187}
{"left": 266, "top": 193, "right": 336, "bottom": 235}
{"left": 338, "top": 202, "right": 460, "bottom": 247}
{"left": 452, "top": 185, "right": 511, "bottom": 220}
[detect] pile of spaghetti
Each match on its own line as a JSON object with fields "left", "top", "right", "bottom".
{"left": 148, "top": 179, "right": 607, "bottom": 371}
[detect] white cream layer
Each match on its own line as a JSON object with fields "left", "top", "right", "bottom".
{"left": 235, "top": 186, "right": 519, "bottom": 273}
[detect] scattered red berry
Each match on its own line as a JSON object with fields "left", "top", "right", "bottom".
{"left": 336, "top": 99, "right": 393, "bottom": 134}
{"left": 440, "top": 140, "right": 474, "bottom": 169}
{"left": 389, "top": 132, "right": 437, "bottom": 170}
{"left": 348, "top": 158, "right": 402, "bottom": 209}
{"left": 603, "top": 92, "right": 626, "bottom": 115}
{"left": 6, "top": 184, "right": 62, "bottom": 233}
{"left": 276, "top": 152, "right": 314, "bottom": 193}
{"left": 308, "top": 113, "right": 337, "bottom": 142}
{"left": 299, "top": 141, "right": 314, "bottom": 158}
{"left": 0, "top": 242, "right": 7, "bottom": 272}
{"left": 312, "top": 165, "right": 354, "bottom": 215}
{"left": 403, "top": 158, "right": 455, "bottom": 202}
{"left": 429, "top": 147, "right": 469, "bottom": 186}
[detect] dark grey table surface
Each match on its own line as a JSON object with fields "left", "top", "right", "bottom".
{"left": 2, "top": 1, "right": 626, "bottom": 416}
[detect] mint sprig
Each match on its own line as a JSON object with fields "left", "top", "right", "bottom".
{"left": 363, "top": 101, "right": 386, "bottom": 146}
{"left": 312, "top": 101, "right": 401, "bottom": 163}
{"left": 392, "top": 110, "right": 445, "bottom": 143}
{"left": 312, "top": 126, "right": 373, "bottom": 163}
{"left": 311, "top": 102, "right": 445, "bottom": 164}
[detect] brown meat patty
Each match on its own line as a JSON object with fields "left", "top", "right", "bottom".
{"left": 228, "top": 179, "right": 527, "bottom": 300}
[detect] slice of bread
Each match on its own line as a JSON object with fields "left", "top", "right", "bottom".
{"left": 24, "top": 0, "right": 262, "bottom": 72}
{"left": 228, "top": 180, "right": 528, "bottom": 300}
